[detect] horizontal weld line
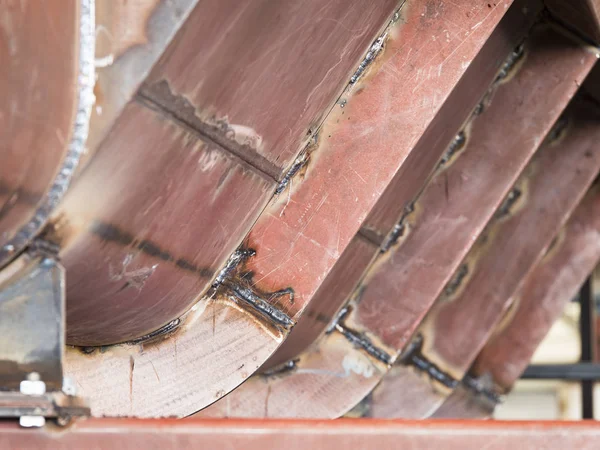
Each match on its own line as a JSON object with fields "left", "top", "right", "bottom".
{"left": 135, "top": 94, "right": 279, "bottom": 184}
{"left": 334, "top": 323, "right": 393, "bottom": 365}
{"left": 461, "top": 373, "right": 502, "bottom": 404}
{"left": 409, "top": 353, "right": 458, "bottom": 389}
{"left": 225, "top": 282, "right": 295, "bottom": 328}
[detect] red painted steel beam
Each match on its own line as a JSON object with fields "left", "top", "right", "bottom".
{"left": 198, "top": 15, "right": 593, "bottom": 420}
{"left": 63, "top": 0, "right": 521, "bottom": 418}
{"left": 63, "top": 0, "right": 398, "bottom": 347}
{"left": 433, "top": 185, "right": 600, "bottom": 419}
{"left": 4, "top": 419, "right": 600, "bottom": 449}
{"left": 366, "top": 93, "right": 600, "bottom": 418}
{"left": 266, "top": 0, "right": 540, "bottom": 370}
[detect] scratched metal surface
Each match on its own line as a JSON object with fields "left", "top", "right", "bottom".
{"left": 62, "top": 0, "right": 519, "bottom": 419}
{"left": 6, "top": 419, "right": 600, "bottom": 450}
{"left": 352, "top": 24, "right": 594, "bottom": 353}
{"left": 198, "top": 0, "right": 543, "bottom": 418}
{"left": 0, "top": 1, "right": 84, "bottom": 266}
{"left": 59, "top": 0, "right": 405, "bottom": 416}
{"left": 59, "top": 0, "right": 400, "bottom": 346}
{"left": 61, "top": 0, "right": 399, "bottom": 347}
{"left": 141, "top": 0, "right": 398, "bottom": 176}
{"left": 265, "top": 0, "right": 541, "bottom": 369}
{"left": 368, "top": 93, "right": 600, "bottom": 419}
{"left": 59, "top": 102, "right": 275, "bottom": 345}
{"left": 264, "top": 235, "right": 376, "bottom": 369}
{"left": 432, "top": 186, "right": 600, "bottom": 419}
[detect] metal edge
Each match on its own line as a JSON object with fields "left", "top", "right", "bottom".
{"left": 0, "top": 0, "right": 96, "bottom": 268}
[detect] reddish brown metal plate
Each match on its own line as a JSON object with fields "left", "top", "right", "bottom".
{"left": 367, "top": 93, "right": 600, "bottom": 418}
{"left": 61, "top": 0, "right": 404, "bottom": 417}
{"left": 63, "top": 0, "right": 524, "bottom": 419}
{"left": 60, "top": 102, "right": 274, "bottom": 344}
{"left": 266, "top": 0, "right": 541, "bottom": 368}
{"left": 4, "top": 419, "right": 600, "bottom": 449}
{"left": 199, "top": 0, "right": 546, "bottom": 419}
{"left": 432, "top": 186, "right": 600, "bottom": 419}
{"left": 353, "top": 24, "right": 592, "bottom": 353}
{"left": 87, "top": 0, "right": 201, "bottom": 168}
{"left": 0, "top": 0, "right": 93, "bottom": 267}
{"left": 142, "top": 0, "right": 398, "bottom": 175}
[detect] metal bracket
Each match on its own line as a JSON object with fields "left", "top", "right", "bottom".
{"left": 0, "top": 255, "right": 89, "bottom": 427}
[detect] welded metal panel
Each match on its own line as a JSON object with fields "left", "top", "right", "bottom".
{"left": 369, "top": 93, "right": 600, "bottom": 418}
{"left": 433, "top": 186, "right": 600, "bottom": 419}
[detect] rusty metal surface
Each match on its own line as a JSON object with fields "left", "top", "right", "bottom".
{"left": 0, "top": 0, "right": 94, "bottom": 268}
{"left": 265, "top": 235, "right": 376, "bottom": 369}
{"left": 433, "top": 187, "right": 600, "bottom": 418}
{"left": 142, "top": 0, "right": 398, "bottom": 175}
{"left": 60, "top": 0, "right": 398, "bottom": 347}
{"left": 353, "top": 23, "right": 591, "bottom": 353}
{"left": 198, "top": 0, "right": 527, "bottom": 419}
{"left": 63, "top": 0, "right": 519, "bottom": 419}
{"left": 473, "top": 187, "right": 600, "bottom": 392}
{"left": 59, "top": 102, "right": 274, "bottom": 345}
{"left": 266, "top": 0, "right": 541, "bottom": 368}
{"left": 369, "top": 93, "right": 600, "bottom": 419}
{"left": 4, "top": 419, "right": 600, "bottom": 449}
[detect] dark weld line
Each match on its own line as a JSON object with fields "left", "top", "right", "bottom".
{"left": 275, "top": 152, "right": 309, "bottom": 195}
{"left": 400, "top": 335, "right": 458, "bottom": 389}
{"left": 225, "top": 281, "right": 295, "bottom": 329}
{"left": 212, "top": 247, "right": 256, "bottom": 288}
{"left": 437, "top": 131, "right": 466, "bottom": 169}
{"left": 128, "top": 318, "right": 181, "bottom": 344}
{"left": 443, "top": 263, "right": 469, "bottom": 297}
{"left": 261, "top": 359, "right": 298, "bottom": 378}
{"left": 380, "top": 201, "right": 415, "bottom": 252}
{"left": 461, "top": 373, "right": 502, "bottom": 404}
{"left": 494, "top": 42, "right": 525, "bottom": 83}
{"left": 494, "top": 187, "right": 522, "bottom": 219}
{"left": 91, "top": 221, "right": 213, "bottom": 278}
{"left": 136, "top": 87, "right": 280, "bottom": 183}
{"left": 409, "top": 352, "right": 458, "bottom": 389}
{"left": 330, "top": 306, "right": 393, "bottom": 365}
